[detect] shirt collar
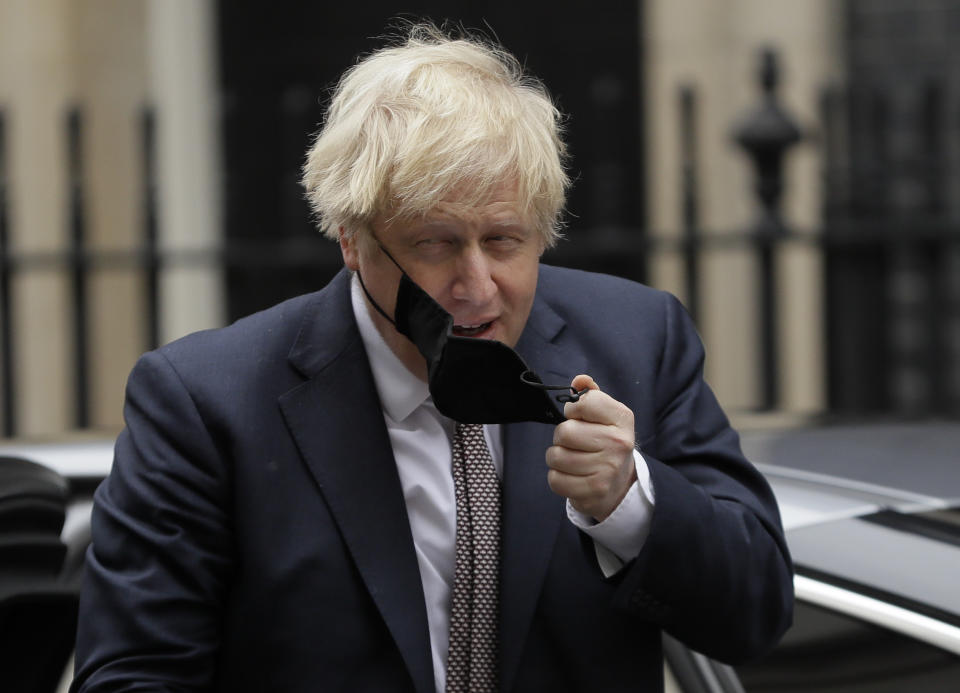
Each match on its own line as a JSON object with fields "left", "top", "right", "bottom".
{"left": 350, "top": 272, "right": 430, "bottom": 422}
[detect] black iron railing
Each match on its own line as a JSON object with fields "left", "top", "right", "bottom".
{"left": 0, "top": 111, "right": 14, "bottom": 436}
{"left": 1, "top": 46, "right": 960, "bottom": 437}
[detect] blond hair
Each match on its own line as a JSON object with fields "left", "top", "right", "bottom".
{"left": 301, "top": 23, "right": 569, "bottom": 246}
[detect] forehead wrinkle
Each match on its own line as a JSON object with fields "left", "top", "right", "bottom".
{"left": 378, "top": 180, "right": 535, "bottom": 239}
{"left": 428, "top": 199, "right": 525, "bottom": 223}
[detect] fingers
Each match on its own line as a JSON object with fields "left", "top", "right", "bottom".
{"left": 546, "top": 466, "right": 624, "bottom": 507}
{"left": 551, "top": 417, "right": 630, "bottom": 455}
{"left": 545, "top": 450, "right": 638, "bottom": 521}
{"left": 563, "top": 374, "right": 632, "bottom": 428}
{"left": 570, "top": 373, "right": 598, "bottom": 393}
{"left": 546, "top": 373, "right": 637, "bottom": 521}
{"left": 545, "top": 444, "right": 601, "bottom": 476}
{"left": 547, "top": 423, "right": 635, "bottom": 474}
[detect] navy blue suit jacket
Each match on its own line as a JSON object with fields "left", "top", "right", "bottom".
{"left": 72, "top": 265, "right": 792, "bottom": 692}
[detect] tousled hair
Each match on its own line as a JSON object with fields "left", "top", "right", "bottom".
{"left": 301, "top": 23, "right": 569, "bottom": 246}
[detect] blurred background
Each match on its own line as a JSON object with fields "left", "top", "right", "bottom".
{"left": 1, "top": 0, "right": 958, "bottom": 440}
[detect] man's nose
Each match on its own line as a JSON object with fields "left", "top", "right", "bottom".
{"left": 450, "top": 248, "right": 496, "bottom": 304}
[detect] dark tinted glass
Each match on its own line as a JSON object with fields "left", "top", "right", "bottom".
{"left": 921, "top": 508, "right": 960, "bottom": 531}
{"left": 736, "top": 601, "right": 960, "bottom": 692}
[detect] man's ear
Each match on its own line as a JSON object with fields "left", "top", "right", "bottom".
{"left": 339, "top": 227, "right": 360, "bottom": 271}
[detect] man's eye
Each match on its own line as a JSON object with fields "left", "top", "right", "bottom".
{"left": 414, "top": 238, "right": 454, "bottom": 256}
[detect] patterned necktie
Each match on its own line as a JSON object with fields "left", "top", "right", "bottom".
{"left": 446, "top": 422, "right": 501, "bottom": 693}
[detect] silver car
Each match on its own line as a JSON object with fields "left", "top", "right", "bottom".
{"left": 668, "top": 421, "right": 960, "bottom": 692}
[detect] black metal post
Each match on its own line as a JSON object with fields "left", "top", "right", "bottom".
{"left": 141, "top": 106, "right": 160, "bottom": 351}
{"left": 921, "top": 82, "right": 947, "bottom": 412}
{"left": 67, "top": 107, "right": 89, "bottom": 429}
{"left": 0, "top": 111, "right": 15, "bottom": 436}
{"left": 756, "top": 236, "right": 778, "bottom": 411}
{"left": 732, "top": 48, "right": 802, "bottom": 411}
{"left": 679, "top": 85, "right": 700, "bottom": 324}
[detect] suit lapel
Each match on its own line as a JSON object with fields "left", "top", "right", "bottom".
{"left": 499, "top": 292, "right": 587, "bottom": 693}
{"left": 279, "top": 271, "right": 434, "bottom": 693}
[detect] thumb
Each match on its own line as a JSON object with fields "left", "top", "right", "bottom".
{"left": 570, "top": 373, "right": 599, "bottom": 394}
{"left": 563, "top": 374, "right": 599, "bottom": 420}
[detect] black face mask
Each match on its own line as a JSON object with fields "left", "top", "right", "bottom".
{"left": 357, "top": 247, "right": 584, "bottom": 424}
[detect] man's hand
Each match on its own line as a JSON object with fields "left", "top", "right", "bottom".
{"left": 545, "top": 374, "right": 638, "bottom": 522}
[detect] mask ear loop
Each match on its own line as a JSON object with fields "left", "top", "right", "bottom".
{"left": 520, "top": 371, "right": 590, "bottom": 403}
{"left": 356, "top": 271, "right": 397, "bottom": 326}
{"left": 353, "top": 237, "right": 410, "bottom": 328}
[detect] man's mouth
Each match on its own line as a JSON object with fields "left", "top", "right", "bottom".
{"left": 452, "top": 321, "right": 494, "bottom": 337}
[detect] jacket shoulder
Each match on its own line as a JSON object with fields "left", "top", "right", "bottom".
{"left": 536, "top": 263, "right": 680, "bottom": 322}
{"left": 158, "top": 290, "right": 321, "bottom": 368}
{"left": 538, "top": 263, "right": 667, "bottom": 299}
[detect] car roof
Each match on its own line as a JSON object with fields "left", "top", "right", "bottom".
{"left": 758, "top": 462, "right": 950, "bottom": 531}
{"left": 786, "top": 508, "right": 960, "bottom": 626}
{"left": 742, "top": 422, "right": 960, "bottom": 625}
{"left": 0, "top": 436, "right": 115, "bottom": 479}
{"left": 740, "top": 420, "right": 960, "bottom": 501}
{"left": 739, "top": 420, "right": 960, "bottom": 530}
{"left": 739, "top": 421, "right": 960, "bottom": 531}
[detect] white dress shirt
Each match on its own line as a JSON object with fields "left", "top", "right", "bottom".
{"left": 349, "top": 274, "right": 655, "bottom": 693}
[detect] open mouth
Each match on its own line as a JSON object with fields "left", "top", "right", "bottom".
{"left": 452, "top": 321, "right": 493, "bottom": 337}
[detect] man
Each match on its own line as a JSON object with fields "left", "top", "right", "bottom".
{"left": 72, "top": 24, "right": 792, "bottom": 693}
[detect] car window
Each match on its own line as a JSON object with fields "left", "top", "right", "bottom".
{"left": 735, "top": 601, "right": 960, "bottom": 692}
{"left": 918, "top": 508, "right": 960, "bottom": 532}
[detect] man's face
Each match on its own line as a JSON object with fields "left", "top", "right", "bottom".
{"left": 340, "top": 183, "right": 543, "bottom": 381}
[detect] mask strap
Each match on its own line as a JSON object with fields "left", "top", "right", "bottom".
{"left": 353, "top": 235, "right": 408, "bottom": 327}
{"left": 376, "top": 243, "right": 405, "bottom": 273}
{"left": 356, "top": 271, "right": 396, "bottom": 326}
{"left": 520, "top": 370, "right": 590, "bottom": 403}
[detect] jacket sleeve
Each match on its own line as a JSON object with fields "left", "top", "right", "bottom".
{"left": 612, "top": 293, "right": 794, "bottom": 664}
{"left": 71, "top": 349, "right": 234, "bottom": 692}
